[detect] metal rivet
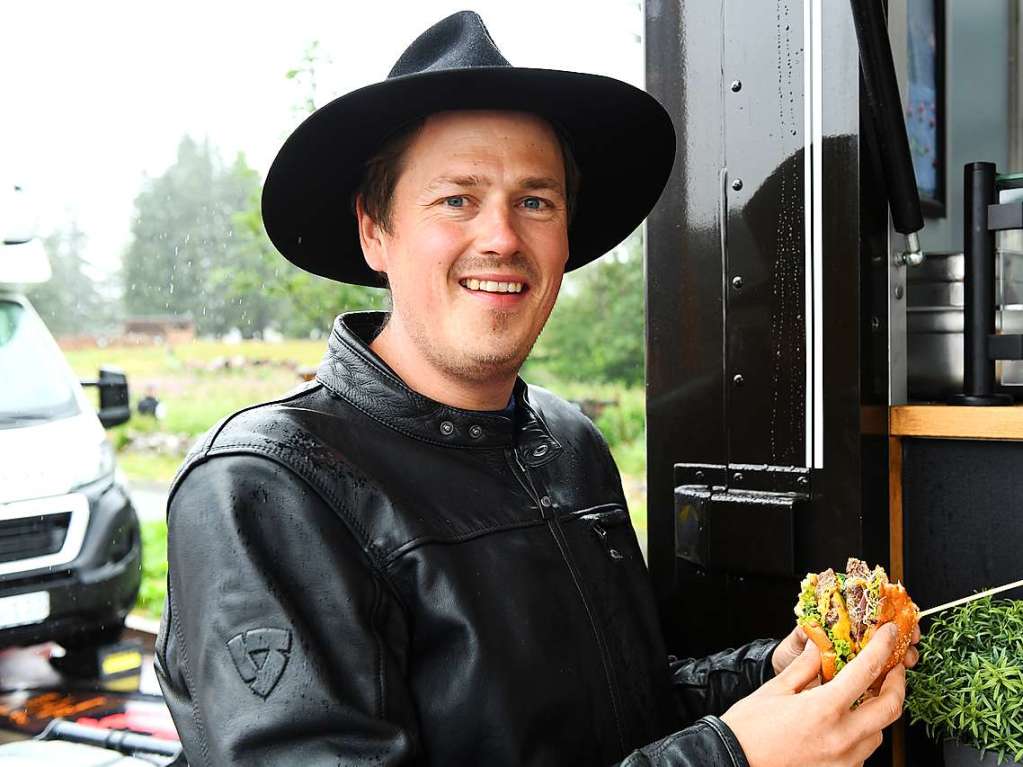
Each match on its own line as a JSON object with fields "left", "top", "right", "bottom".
{"left": 733, "top": 472, "right": 744, "bottom": 483}
{"left": 895, "top": 285, "right": 904, "bottom": 300}
{"left": 731, "top": 178, "right": 744, "bottom": 191}
{"left": 469, "top": 424, "right": 483, "bottom": 439}
{"left": 871, "top": 316, "right": 880, "bottom": 332}
{"left": 798, "top": 476, "right": 809, "bottom": 486}
{"left": 733, "top": 374, "right": 744, "bottom": 386}
{"left": 532, "top": 443, "right": 549, "bottom": 458}
{"left": 732, "top": 276, "right": 744, "bottom": 289}
{"left": 439, "top": 420, "right": 454, "bottom": 436}
{"left": 540, "top": 495, "right": 552, "bottom": 508}
{"left": 609, "top": 548, "right": 624, "bottom": 560}
{"left": 730, "top": 79, "right": 742, "bottom": 92}
{"left": 695, "top": 470, "right": 705, "bottom": 480}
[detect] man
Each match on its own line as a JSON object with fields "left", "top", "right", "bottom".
{"left": 156, "top": 11, "right": 918, "bottom": 766}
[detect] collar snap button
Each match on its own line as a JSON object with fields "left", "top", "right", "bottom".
{"left": 532, "top": 444, "right": 549, "bottom": 458}
{"left": 540, "top": 495, "right": 552, "bottom": 508}
{"left": 469, "top": 424, "right": 483, "bottom": 439}
{"left": 439, "top": 420, "right": 454, "bottom": 436}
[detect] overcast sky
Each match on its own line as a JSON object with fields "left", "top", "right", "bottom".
{"left": 1, "top": 1, "right": 643, "bottom": 279}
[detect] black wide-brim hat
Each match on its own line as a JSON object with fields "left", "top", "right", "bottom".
{"left": 262, "top": 10, "right": 676, "bottom": 287}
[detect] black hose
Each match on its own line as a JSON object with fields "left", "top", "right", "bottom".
{"left": 850, "top": 0, "right": 925, "bottom": 237}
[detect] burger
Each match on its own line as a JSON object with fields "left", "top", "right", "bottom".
{"left": 794, "top": 558, "right": 918, "bottom": 687}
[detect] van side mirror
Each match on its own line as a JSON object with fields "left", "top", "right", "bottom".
{"left": 81, "top": 367, "right": 131, "bottom": 429}
{"left": 1, "top": 183, "right": 38, "bottom": 245}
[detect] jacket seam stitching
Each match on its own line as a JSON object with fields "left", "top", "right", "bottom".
{"left": 169, "top": 580, "right": 211, "bottom": 766}
{"left": 201, "top": 384, "right": 321, "bottom": 459}
{"left": 372, "top": 574, "right": 385, "bottom": 720}
{"left": 320, "top": 380, "right": 512, "bottom": 450}
{"left": 206, "top": 441, "right": 378, "bottom": 546}
{"left": 702, "top": 715, "right": 745, "bottom": 766}
{"left": 384, "top": 518, "right": 549, "bottom": 565}
{"left": 546, "top": 516, "right": 627, "bottom": 754}
{"left": 169, "top": 384, "right": 326, "bottom": 499}
{"left": 648, "top": 725, "right": 704, "bottom": 759}
{"left": 197, "top": 443, "right": 408, "bottom": 612}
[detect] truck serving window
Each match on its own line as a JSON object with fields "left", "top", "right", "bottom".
{"left": 0, "top": 300, "right": 80, "bottom": 428}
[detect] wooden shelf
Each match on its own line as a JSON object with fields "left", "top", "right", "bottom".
{"left": 890, "top": 404, "right": 1023, "bottom": 440}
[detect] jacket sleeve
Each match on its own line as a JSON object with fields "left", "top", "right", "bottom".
{"left": 668, "top": 638, "right": 781, "bottom": 722}
{"left": 155, "top": 454, "right": 421, "bottom": 766}
{"left": 608, "top": 641, "right": 779, "bottom": 767}
{"left": 616, "top": 715, "right": 750, "bottom": 767}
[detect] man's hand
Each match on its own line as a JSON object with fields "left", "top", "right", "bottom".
{"left": 771, "top": 622, "right": 922, "bottom": 677}
{"left": 723, "top": 623, "right": 908, "bottom": 767}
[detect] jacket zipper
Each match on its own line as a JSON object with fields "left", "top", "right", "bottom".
{"left": 507, "top": 449, "right": 627, "bottom": 755}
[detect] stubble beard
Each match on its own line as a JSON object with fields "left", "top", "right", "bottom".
{"left": 406, "top": 307, "right": 540, "bottom": 386}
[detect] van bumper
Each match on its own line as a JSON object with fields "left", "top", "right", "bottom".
{"left": 0, "top": 476, "right": 143, "bottom": 648}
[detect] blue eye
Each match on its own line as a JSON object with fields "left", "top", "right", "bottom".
{"left": 445, "top": 196, "right": 465, "bottom": 208}
{"left": 523, "top": 197, "right": 543, "bottom": 210}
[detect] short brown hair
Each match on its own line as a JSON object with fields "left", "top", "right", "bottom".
{"left": 354, "top": 114, "right": 580, "bottom": 233}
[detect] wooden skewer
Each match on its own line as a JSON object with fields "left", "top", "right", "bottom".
{"left": 917, "top": 578, "right": 1023, "bottom": 618}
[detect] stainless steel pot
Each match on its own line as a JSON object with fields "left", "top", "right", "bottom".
{"left": 907, "top": 251, "right": 1023, "bottom": 400}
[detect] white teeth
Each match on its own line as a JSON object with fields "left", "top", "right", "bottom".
{"left": 461, "top": 279, "right": 525, "bottom": 294}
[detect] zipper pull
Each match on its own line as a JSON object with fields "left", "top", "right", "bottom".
{"left": 592, "top": 523, "right": 624, "bottom": 561}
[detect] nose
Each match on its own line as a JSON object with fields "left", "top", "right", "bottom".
{"left": 473, "top": 200, "right": 524, "bottom": 258}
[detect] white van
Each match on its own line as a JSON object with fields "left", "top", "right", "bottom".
{"left": 0, "top": 183, "right": 141, "bottom": 650}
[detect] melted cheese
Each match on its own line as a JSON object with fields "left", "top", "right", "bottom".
{"left": 817, "top": 586, "right": 853, "bottom": 653}
{"left": 831, "top": 598, "right": 852, "bottom": 648}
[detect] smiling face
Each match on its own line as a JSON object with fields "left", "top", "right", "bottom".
{"left": 356, "top": 110, "right": 570, "bottom": 408}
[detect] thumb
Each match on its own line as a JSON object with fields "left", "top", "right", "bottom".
{"left": 771, "top": 637, "right": 821, "bottom": 693}
{"left": 830, "top": 623, "right": 898, "bottom": 707}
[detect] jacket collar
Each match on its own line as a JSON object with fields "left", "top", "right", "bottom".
{"left": 316, "top": 312, "right": 561, "bottom": 459}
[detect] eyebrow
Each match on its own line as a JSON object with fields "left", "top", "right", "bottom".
{"left": 423, "top": 174, "right": 565, "bottom": 196}
{"left": 424, "top": 174, "right": 485, "bottom": 192}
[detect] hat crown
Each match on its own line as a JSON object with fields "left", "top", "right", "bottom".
{"left": 388, "top": 11, "right": 510, "bottom": 79}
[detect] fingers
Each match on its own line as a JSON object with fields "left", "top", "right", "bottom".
{"left": 911, "top": 624, "right": 921, "bottom": 644}
{"left": 828, "top": 623, "right": 898, "bottom": 707}
{"left": 852, "top": 664, "right": 906, "bottom": 738}
{"left": 773, "top": 623, "right": 811, "bottom": 675}
{"left": 770, "top": 639, "right": 821, "bottom": 693}
{"left": 902, "top": 645, "right": 919, "bottom": 669}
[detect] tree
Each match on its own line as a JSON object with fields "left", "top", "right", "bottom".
{"left": 226, "top": 192, "right": 387, "bottom": 339}
{"left": 530, "top": 229, "right": 646, "bottom": 386}
{"left": 216, "top": 38, "right": 385, "bottom": 339}
{"left": 121, "top": 136, "right": 261, "bottom": 335}
{"left": 27, "top": 223, "right": 114, "bottom": 335}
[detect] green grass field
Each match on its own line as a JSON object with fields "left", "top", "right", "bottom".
{"left": 66, "top": 339, "right": 647, "bottom": 619}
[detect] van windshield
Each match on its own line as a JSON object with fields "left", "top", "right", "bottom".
{"left": 0, "top": 300, "right": 80, "bottom": 428}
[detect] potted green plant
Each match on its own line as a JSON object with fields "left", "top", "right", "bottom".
{"left": 905, "top": 597, "right": 1023, "bottom": 766}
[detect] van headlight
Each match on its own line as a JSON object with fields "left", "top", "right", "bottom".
{"left": 75, "top": 439, "right": 117, "bottom": 488}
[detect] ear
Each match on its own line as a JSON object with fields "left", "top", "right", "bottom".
{"left": 355, "top": 194, "right": 388, "bottom": 274}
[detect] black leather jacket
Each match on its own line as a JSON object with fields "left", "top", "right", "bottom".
{"left": 156, "top": 311, "right": 779, "bottom": 766}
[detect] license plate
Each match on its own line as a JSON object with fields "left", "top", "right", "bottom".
{"left": 0, "top": 591, "right": 50, "bottom": 630}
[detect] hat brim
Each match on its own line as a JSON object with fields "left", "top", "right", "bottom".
{"left": 261, "top": 67, "right": 676, "bottom": 287}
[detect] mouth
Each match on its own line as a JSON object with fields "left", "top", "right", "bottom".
{"left": 458, "top": 277, "right": 528, "bottom": 295}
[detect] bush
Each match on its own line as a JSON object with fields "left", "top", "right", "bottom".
{"left": 906, "top": 597, "right": 1023, "bottom": 764}
{"left": 137, "top": 519, "right": 168, "bottom": 619}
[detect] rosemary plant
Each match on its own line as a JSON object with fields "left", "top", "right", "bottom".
{"left": 905, "top": 597, "right": 1023, "bottom": 765}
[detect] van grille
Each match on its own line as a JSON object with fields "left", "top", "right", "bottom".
{"left": 0, "top": 513, "right": 72, "bottom": 564}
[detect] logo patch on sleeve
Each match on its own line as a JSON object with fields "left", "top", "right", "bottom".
{"left": 227, "top": 628, "right": 292, "bottom": 699}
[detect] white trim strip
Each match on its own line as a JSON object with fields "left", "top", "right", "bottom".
{"left": 804, "top": 0, "right": 814, "bottom": 468}
{"left": 812, "top": 0, "right": 824, "bottom": 469}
